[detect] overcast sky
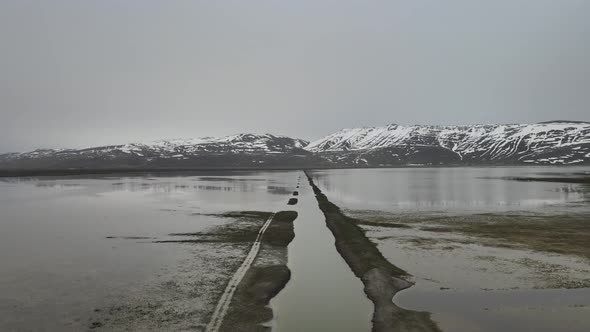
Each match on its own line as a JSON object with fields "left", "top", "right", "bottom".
{"left": 1, "top": 0, "right": 589, "bottom": 152}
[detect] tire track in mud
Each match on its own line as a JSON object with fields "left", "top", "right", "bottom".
{"left": 207, "top": 180, "right": 301, "bottom": 332}
{"left": 205, "top": 212, "right": 276, "bottom": 332}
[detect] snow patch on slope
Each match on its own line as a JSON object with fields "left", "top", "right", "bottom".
{"left": 9, "top": 134, "right": 309, "bottom": 160}
{"left": 306, "top": 122, "right": 590, "bottom": 165}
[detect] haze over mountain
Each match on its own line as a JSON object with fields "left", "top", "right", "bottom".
{"left": 1, "top": 121, "right": 589, "bottom": 171}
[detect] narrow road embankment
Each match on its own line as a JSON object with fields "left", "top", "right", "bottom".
{"left": 305, "top": 171, "right": 441, "bottom": 332}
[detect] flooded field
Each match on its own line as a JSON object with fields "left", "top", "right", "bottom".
{"left": 0, "top": 171, "right": 299, "bottom": 331}
{"left": 309, "top": 167, "right": 590, "bottom": 332}
{"left": 1, "top": 167, "right": 589, "bottom": 331}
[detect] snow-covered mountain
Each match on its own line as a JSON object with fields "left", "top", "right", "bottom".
{"left": 306, "top": 121, "right": 590, "bottom": 166}
{"left": 116, "top": 134, "right": 308, "bottom": 155}
{"left": 1, "top": 122, "right": 589, "bottom": 171}
{"left": 0, "top": 134, "right": 312, "bottom": 169}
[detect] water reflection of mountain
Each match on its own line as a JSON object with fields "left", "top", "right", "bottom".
{"left": 309, "top": 168, "right": 590, "bottom": 215}
{"left": 266, "top": 186, "right": 292, "bottom": 195}
{"left": 110, "top": 180, "right": 262, "bottom": 193}
{"left": 35, "top": 182, "right": 83, "bottom": 188}
{"left": 196, "top": 185, "right": 237, "bottom": 192}
{"left": 196, "top": 177, "right": 267, "bottom": 182}
{"left": 579, "top": 184, "right": 590, "bottom": 202}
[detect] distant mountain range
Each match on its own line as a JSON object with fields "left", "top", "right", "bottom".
{"left": 306, "top": 121, "right": 590, "bottom": 167}
{"left": 1, "top": 121, "right": 589, "bottom": 171}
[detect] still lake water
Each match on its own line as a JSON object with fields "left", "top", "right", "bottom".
{"left": 310, "top": 166, "right": 590, "bottom": 215}
{"left": 309, "top": 166, "right": 590, "bottom": 332}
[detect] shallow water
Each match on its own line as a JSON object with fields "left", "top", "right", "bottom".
{"left": 375, "top": 231, "right": 590, "bottom": 331}
{"left": 0, "top": 171, "right": 298, "bottom": 331}
{"left": 310, "top": 166, "right": 590, "bottom": 215}
{"left": 309, "top": 166, "right": 590, "bottom": 332}
{"left": 2, "top": 167, "right": 589, "bottom": 331}
{"left": 396, "top": 287, "right": 590, "bottom": 332}
{"left": 271, "top": 172, "right": 373, "bottom": 331}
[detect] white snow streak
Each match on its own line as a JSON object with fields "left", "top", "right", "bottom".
{"left": 305, "top": 122, "right": 590, "bottom": 164}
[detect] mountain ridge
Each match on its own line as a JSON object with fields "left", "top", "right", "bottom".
{"left": 305, "top": 121, "right": 590, "bottom": 166}
{"left": 1, "top": 121, "right": 589, "bottom": 170}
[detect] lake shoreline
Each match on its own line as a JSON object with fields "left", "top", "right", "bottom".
{"left": 2, "top": 164, "right": 589, "bottom": 178}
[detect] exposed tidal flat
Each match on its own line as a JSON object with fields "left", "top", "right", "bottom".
{"left": 0, "top": 166, "right": 589, "bottom": 331}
